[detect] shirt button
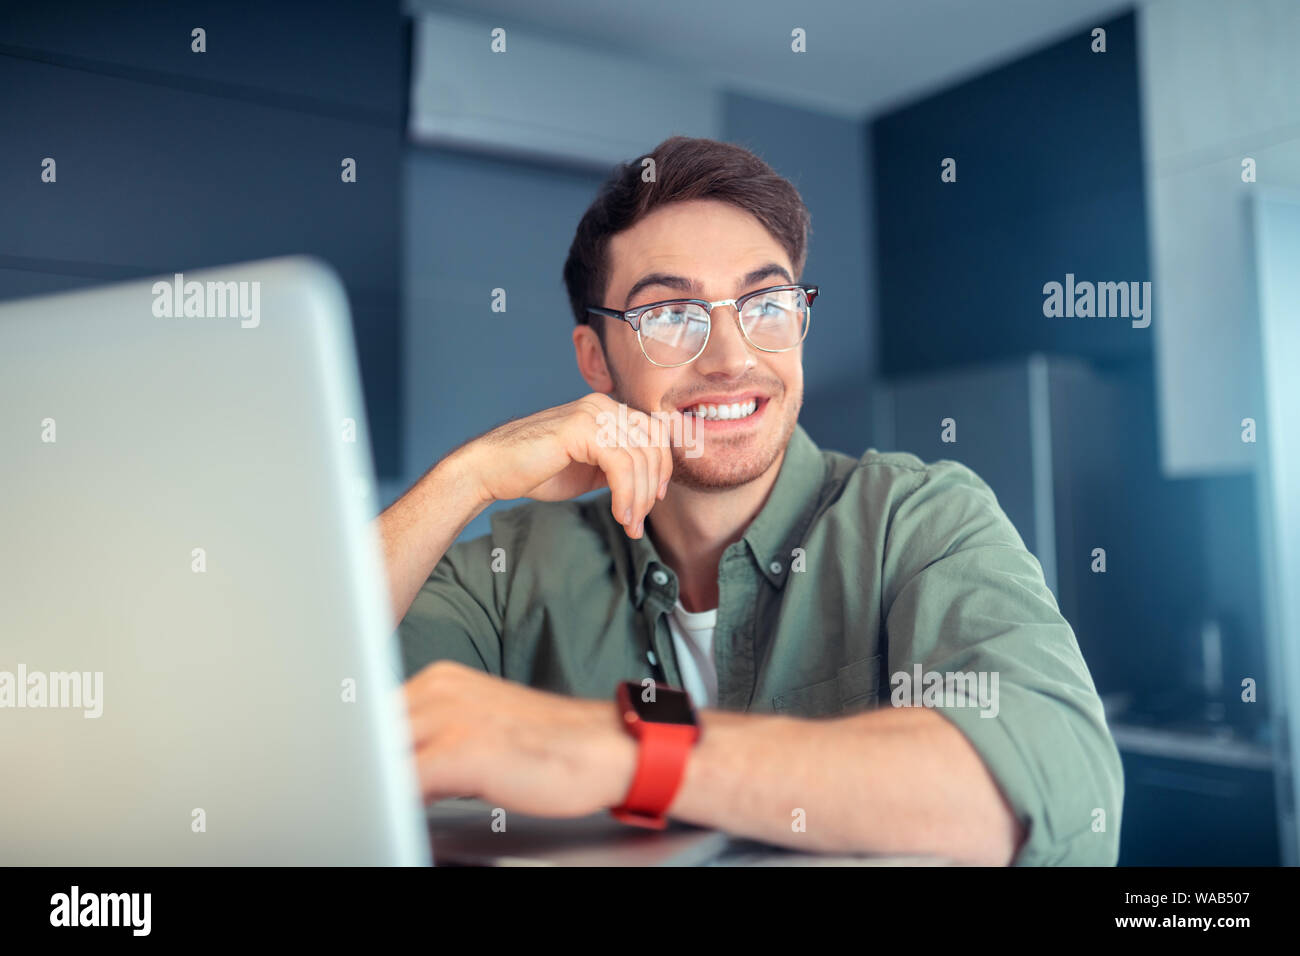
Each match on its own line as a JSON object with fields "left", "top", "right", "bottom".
{"left": 650, "top": 569, "right": 669, "bottom": 586}
{"left": 647, "top": 650, "right": 658, "bottom": 666}
{"left": 769, "top": 560, "right": 783, "bottom": 574}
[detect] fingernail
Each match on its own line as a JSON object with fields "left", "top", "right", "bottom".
{"left": 623, "top": 507, "right": 632, "bottom": 524}
{"left": 658, "top": 479, "right": 668, "bottom": 499}
{"left": 636, "top": 520, "right": 644, "bottom": 537}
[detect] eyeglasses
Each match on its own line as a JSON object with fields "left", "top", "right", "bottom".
{"left": 586, "top": 283, "right": 818, "bottom": 368}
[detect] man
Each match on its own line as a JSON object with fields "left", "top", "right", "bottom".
{"left": 380, "top": 136, "right": 1123, "bottom": 866}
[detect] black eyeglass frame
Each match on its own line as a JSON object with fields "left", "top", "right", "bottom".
{"left": 585, "top": 283, "right": 819, "bottom": 368}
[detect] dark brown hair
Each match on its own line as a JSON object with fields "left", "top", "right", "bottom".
{"left": 562, "top": 135, "right": 812, "bottom": 344}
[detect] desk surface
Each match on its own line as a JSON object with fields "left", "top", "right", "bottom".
{"left": 428, "top": 799, "right": 953, "bottom": 866}
{"left": 709, "top": 839, "right": 955, "bottom": 866}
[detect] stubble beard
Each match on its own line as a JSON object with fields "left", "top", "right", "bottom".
{"left": 669, "top": 392, "right": 799, "bottom": 491}
{"left": 607, "top": 367, "right": 801, "bottom": 492}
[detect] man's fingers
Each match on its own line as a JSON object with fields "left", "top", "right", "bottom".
{"left": 600, "top": 418, "right": 644, "bottom": 536}
{"left": 652, "top": 417, "right": 674, "bottom": 498}
{"left": 630, "top": 442, "right": 649, "bottom": 537}
{"left": 639, "top": 413, "right": 670, "bottom": 502}
{"left": 625, "top": 412, "right": 664, "bottom": 537}
{"left": 604, "top": 450, "right": 637, "bottom": 531}
{"left": 624, "top": 408, "right": 650, "bottom": 535}
{"left": 625, "top": 446, "right": 648, "bottom": 537}
{"left": 623, "top": 421, "right": 673, "bottom": 534}
{"left": 571, "top": 399, "right": 676, "bottom": 537}
{"left": 571, "top": 404, "right": 635, "bottom": 532}
{"left": 413, "top": 737, "right": 474, "bottom": 805}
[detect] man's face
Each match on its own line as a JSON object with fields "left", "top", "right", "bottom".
{"left": 596, "top": 198, "right": 804, "bottom": 491}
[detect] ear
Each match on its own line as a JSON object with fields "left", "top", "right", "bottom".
{"left": 573, "top": 323, "right": 615, "bottom": 393}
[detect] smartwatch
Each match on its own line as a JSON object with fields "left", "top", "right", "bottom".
{"left": 609, "top": 680, "right": 700, "bottom": 829}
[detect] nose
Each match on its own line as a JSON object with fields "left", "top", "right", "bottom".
{"left": 693, "top": 303, "right": 757, "bottom": 377}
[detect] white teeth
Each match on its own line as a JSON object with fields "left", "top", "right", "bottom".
{"left": 683, "top": 399, "right": 759, "bottom": 421}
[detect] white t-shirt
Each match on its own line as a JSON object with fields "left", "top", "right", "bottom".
{"left": 665, "top": 599, "right": 718, "bottom": 708}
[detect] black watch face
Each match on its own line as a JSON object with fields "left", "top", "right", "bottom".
{"left": 628, "top": 683, "right": 695, "bottom": 725}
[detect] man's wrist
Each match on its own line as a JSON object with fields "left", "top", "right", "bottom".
{"left": 432, "top": 444, "right": 494, "bottom": 514}
{"left": 576, "top": 698, "right": 639, "bottom": 810}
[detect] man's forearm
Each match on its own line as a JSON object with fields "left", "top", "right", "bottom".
{"left": 666, "top": 705, "right": 1025, "bottom": 865}
{"left": 376, "top": 450, "right": 490, "bottom": 629}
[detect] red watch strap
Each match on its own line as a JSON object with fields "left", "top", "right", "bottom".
{"left": 611, "top": 722, "right": 698, "bottom": 828}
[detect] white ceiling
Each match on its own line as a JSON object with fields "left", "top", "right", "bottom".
{"left": 409, "top": 0, "right": 1140, "bottom": 119}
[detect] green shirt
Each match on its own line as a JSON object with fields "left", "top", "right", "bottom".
{"left": 398, "top": 423, "right": 1124, "bottom": 865}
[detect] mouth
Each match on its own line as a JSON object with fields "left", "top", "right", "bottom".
{"left": 677, "top": 394, "right": 769, "bottom": 425}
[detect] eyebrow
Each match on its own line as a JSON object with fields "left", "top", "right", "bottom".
{"left": 623, "top": 263, "right": 794, "bottom": 308}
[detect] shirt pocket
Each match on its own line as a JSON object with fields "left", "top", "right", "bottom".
{"left": 773, "top": 655, "right": 881, "bottom": 718}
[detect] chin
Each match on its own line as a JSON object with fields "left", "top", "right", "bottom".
{"left": 670, "top": 456, "right": 773, "bottom": 490}
{"left": 670, "top": 414, "right": 796, "bottom": 491}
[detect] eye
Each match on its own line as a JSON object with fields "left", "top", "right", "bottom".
{"left": 744, "top": 293, "right": 791, "bottom": 320}
{"left": 646, "top": 304, "right": 693, "bottom": 324}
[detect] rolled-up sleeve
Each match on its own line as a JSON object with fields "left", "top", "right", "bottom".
{"left": 397, "top": 531, "right": 504, "bottom": 681}
{"left": 880, "top": 460, "right": 1124, "bottom": 865}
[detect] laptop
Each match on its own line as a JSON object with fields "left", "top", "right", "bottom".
{"left": 0, "top": 256, "right": 741, "bottom": 868}
{"left": 0, "top": 257, "right": 428, "bottom": 864}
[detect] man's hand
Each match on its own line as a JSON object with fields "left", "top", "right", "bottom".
{"left": 404, "top": 660, "right": 637, "bottom": 815}
{"left": 378, "top": 392, "right": 675, "bottom": 634}
{"left": 458, "top": 392, "right": 674, "bottom": 540}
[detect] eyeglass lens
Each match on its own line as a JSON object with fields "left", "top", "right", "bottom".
{"left": 638, "top": 288, "right": 808, "bottom": 366}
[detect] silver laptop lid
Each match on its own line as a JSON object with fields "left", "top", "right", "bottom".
{"left": 0, "top": 257, "right": 428, "bottom": 864}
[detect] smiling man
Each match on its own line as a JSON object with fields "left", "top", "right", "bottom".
{"left": 380, "top": 136, "right": 1123, "bottom": 866}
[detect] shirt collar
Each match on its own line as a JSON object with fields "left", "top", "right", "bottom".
{"left": 740, "top": 422, "right": 827, "bottom": 587}
{"left": 626, "top": 423, "right": 827, "bottom": 605}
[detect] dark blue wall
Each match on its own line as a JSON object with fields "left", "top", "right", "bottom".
{"left": 1, "top": 1, "right": 406, "bottom": 476}
{"left": 873, "top": 13, "right": 1149, "bottom": 375}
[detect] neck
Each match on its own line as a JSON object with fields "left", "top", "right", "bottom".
{"left": 646, "top": 448, "right": 786, "bottom": 612}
